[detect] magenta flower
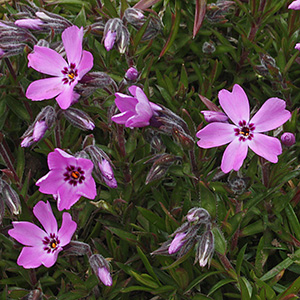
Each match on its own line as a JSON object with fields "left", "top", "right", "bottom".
{"left": 21, "top": 120, "right": 48, "bottom": 147}
{"left": 26, "top": 25, "right": 93, "bottom": 110}
{"left": 15, "top": 19, "right": 44, "bottom": 30}
{"left": 125, "top": 67, "right": 139, "bottom": 81}
{"left": 111, "top": 85, "right": 162, "bottom": 127}
{"left": 8, "top": 201, "right": 77, "bottom": 268}
{"left": 36, "top": 148, "right": 97, "bottom": 211}
{"left": 196, "top": 84, "right": 291, "bottom": 173}
{"left": 98, "top": 266, "right": 113, "bottom": 286}
{"left": 288, "top": 0, "right": 300, "bottom": 9}
{"left": 104, "top": 31, "right": 117, "bottom": 51}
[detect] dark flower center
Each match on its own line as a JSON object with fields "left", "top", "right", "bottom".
{"left": 234, "top": 120, "right": 255, "bottom": 142}
{"left": 62, "top": 63, "right": 78, "bottom": 85}
{"left": 63, "top": 165, "right": 85, "bottom": 186}
{"left": 43, "top": 233, "right": 60, "bottom": 254}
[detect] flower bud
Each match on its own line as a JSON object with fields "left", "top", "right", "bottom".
{"left": 63, "top": 107, "right": 95, "bottom": 131}
{"left": 195, "top": 230, "right": 214, "bottom": 267}
{"left": 281, "top": 132, "right": 296, "bottom": 147}
{"left": 168, "top": 232, "right": 187, "bottom": 254}
{"left": 0, "top": 179, "right": 21, "bottom": 215}
{"left": 186, "top": 207, "right": 211, "bottom": 224}
{"left": 142, "top": 16, "right": 162, "bottom": 40}
{"left": 21, "top": 106, "right": 56, "bottom": 147}
{"left": 125, "top": 67, "right": 139, "bottom": 81}
{"left": 98, "top": 159, "right": 117, "bottom": 188}
{"left": 201, "top": 110, "right": 228, "bottom": 123}
{"left": 124, "top": 8, "right": 145, "bottom": 28}
{"left": 0, "top": 43, "right": 27, "bottom": 58}
{"left": 103, "top": 18, "right": 123, "bottom": 51}
{"left": 89, "top": 254, "right": 113, "bottom": 286}
{"left": 116, "top": 25, "right": 130, "bottom": 54}
{"left": 63, "top": 241, "right": 92, "bottom": 256}
{"left": 85, "top": 145, "right": 117, "bottom": 188}
{"left": 228, "top": 176, "right": 249, "bottom": 195}
{"left": 15, "top": 18, "right": 44, "bottom": 30}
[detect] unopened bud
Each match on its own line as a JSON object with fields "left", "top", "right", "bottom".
{"left": 117, "top": 25, "right": 130, "bottom": 54}
{"left": 281, "top": 132, "right": 296, "bottom": 147}
{"left": 145, "top": 154, "right": 181, "bottom": 184}
{"left": 21, "top": 106, "right": 55, "bottom": 147}
{"left": 89, "top": 254, "right": 113, "bottom": 286}
{"left": 172, "top": 127, "right": 194, "bottom": 150}
{"left": 98, "top": 159, "right": 117, "bottom": 188}
{"left": 124, "top": 8, "right": 145, "bottom": 27}
{"left": 103, "top": 18, "right": 123, "bottom": 51}
{"left": 201, "top": 110, "right": 228, "bottom": 123}
{"left": 1, "top": 180, "right": 21, "bottom": 215}
{"left": 0, "top": 43, "right": 26, "bottom": 58}
{"left": 15, "top": 18, "right": 44, "bottom": 30}
{"left": 142, "top": 16, "right": 162, "bottom": 41}
{"left": 186, "top": 207, "right": 211, "bottom": 224}
{"left": 125, "top": 67, "right": 139, "bottom": 81}
{"left": 63, "top": 241, "right": 92, "bottom": 256}
{"left": 63, "top": 107, "right": 95, "bottom": 131}
{"left": 168, "top": 232, "right": 187, "bottom": 254}
{"left": 228, "top": 176, "right": 248, "bottom": 195}
{"left": 89, "top": 21, "right": 105, "bottom": 35}
{"left": 195, "top": 230, "right": 214, "bottom": 267}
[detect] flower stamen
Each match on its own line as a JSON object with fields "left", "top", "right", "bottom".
{"left": 63, "top": 165, "right": 85, "bottom": 186}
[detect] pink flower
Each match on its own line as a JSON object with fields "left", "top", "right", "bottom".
{"left": 196, "top": 84, "right": 291, "bottom": 173}
{"left": 98, "top": 266, "right": 113, "bottom": 286}
{"left": 26, "top": 25, "right": 93, "bottom": 110}
{"left": 111, "top": 85, "right": 162, "bottom": 127}
{"left": 8, "top": 201, "right": 77, "bottom": 268}
{"left": 15, "top": 19, "right": 44, "bottom": 30}
{"left": 289, "top": 0, "right": 300, "bottom": 10}
{"left": 36, "top": 148, "right": 96, "bottom": 211}
{"left": 104, "top": 31, "right": 117, "bottom": 51}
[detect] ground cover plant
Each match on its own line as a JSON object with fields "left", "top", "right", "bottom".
{"left": 0, "top": 0, "right": 299, "bottom": 299}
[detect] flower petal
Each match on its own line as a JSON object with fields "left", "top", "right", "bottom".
{"left": 48, "top": 148, "right": 77, "bottom": 170}
{"left": 77, "top": 176, "right": 97, "bottom": 200}
{"left": 221, "top": 139, "right": 248, "bottom": 173}
{"left": 8, "top": 221, "right": 46, "bottom": 246}
{"left": 55, "top": 85, "right": 75, "bottom": 110}
{"left": 289, "top": 0, "right": 300, "bottom": 10}
{"left": 36, "top": 171, "right": 65, "bottom": 194}
{"left": 33, "top": 201, "right": 57, "bottom": 234}
{"left": 248, "top": 133, "right": 282, "bottom": 163}
{"left": 26, "top": 77, "right": 64, "bottom": 101}
{"left": 58, "top": 212, "right": 77, "bottom": 246}
{"left": 77, "top": 50, "right": 93, "bottom": 79}
{"left": 219, "top": 84, "right": 250, "bottom": 125}
{"left": 196, "top": 122, "right": 236, "bottom": 148}
{"left": 62, "top": 25, "right": 83, "bottom": 66}
{"left": 115, "top": 93, "right": 138, "bottom": 113}
{"left": 250, "top": 98, "right": 291, "bottom": 132}
{"left": 28, "top": 46, "right": 67, "bottom": 76}
{"left": 17, "top": 246, "right": 61, "bottom": 268}
{"left": 111, "top": 111, "right": 135, "bottom": 124}
{"left": 56, "top": 184, "right": 81, "bottom": 211}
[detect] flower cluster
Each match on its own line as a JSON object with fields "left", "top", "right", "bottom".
{"left": 151, "top": 208, "right": 214, "bottom": 268}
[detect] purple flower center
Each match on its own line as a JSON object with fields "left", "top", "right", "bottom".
{"left": 63, "top": 165, "right": 85, "bottom": 186}
{"left": 61, "top": 63, "right": 78, "bottom": 85}
{"left": 234, "top": 120, "right": 255, "bottom": 142}
{"left": 43, "top": 233, "right": 60, "bottom": 253}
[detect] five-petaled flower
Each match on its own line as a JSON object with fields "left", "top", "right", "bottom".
{"left": 111, "top": 85, "right": 162, "bottom": 127}
{"left": 26, "top": 25, "right": 93, "bottom": 110}
{"left": 8, "top": 201, "right": 77, "bottom": 268}
{"left": 36, "top": 148, "right": 97, "bottom": 211}
{"left": 196, "top": 84, "right": 291, "bottom": 173}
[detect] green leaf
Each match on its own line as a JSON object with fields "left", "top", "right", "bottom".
{"left": 208, "top": 278, "right": 236, "bottom": 296}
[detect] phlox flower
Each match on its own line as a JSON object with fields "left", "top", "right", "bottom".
{"left": 196, "top": 84, "right": 291, "bottom": 173}
{"left": 111, "top": 85, "right": 162, "bottom": 127}
{"left": 36, "top": 148, "right": 96, "bottom": 211}
{"left": 26, "top": 25, "right": 93, "bottom": 110}
{"left": 8, "top": 201, "right": 77, "bottom": 268}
